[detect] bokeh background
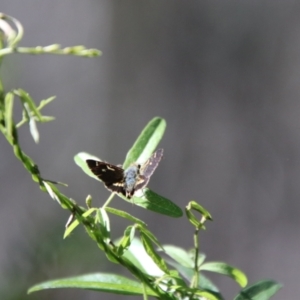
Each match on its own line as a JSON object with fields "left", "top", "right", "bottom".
{"left": 1, "top": 1, "right": 299, "bottom": 299}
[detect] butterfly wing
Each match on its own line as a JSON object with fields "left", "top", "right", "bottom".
{"left": 140, "top": 148, "right": 164, "bottom": 178}
{"left": 134, "top": 148, "right": 163, "bottom": 190}
{"left": 86, "top": 160, "right": 125, "bottom": 194}
{"left": 86, "top": 148, "right": 163, "bottom": 197}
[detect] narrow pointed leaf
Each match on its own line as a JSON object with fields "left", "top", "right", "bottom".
{"left": 131, "top": 189, "right": 182, "bottom": 217}
{"left": 234, "top": 280, "right": 282, "bottom": 300}
{"left": 109, "top": 189, "right": 181, "bottom": 218}
{"left": 43, "top": 181, "right": 61, "bottom": 204}
{"left": 163, "top": 245, "right": 194, "bottom": 268}
{"left": 40, "top": 115, "right": 55, "bottom": 122}
{"left": 200, "top": 262, "right": 247, "bottom": 288}
{"left": 96, "top": 208, "right": 110, "bottom": 242}
{"left": 0, "top": 13, "right": 23, "bottom": 48}
{"left": 140, "top": 233, "right": 169, "bottom": 274}
{"left": 188, "top": 201, "right": 212, "bottom": 220}
{"left": 120, "top": 238, "right": 164, "bottom": 277}
{"left": 86, "top": 194, "right": 92, "bottom": 208}
{"left": 63, "top": 208, "right": 97, "bottom": 239}
{"left": 105, "top": 207, "right": 146, "bottom": 227}
{"left": 37, "top": 96, "right": 56, "bottom": 110}
{"left": 123, "top": 117, "right": 166, "bottom": 169}
{"left": 29, "top": 117, "right": 39, "bottom": 143}
{"left": 16, "top": 89, "right": 43, "bottom": 121}
{"left": 117, "top": 225, "right": 135, "bottom": 256}
{"left": 194, "top": 291, "right": 220, "bottom": 300}
{"left": 0, "top": 15, "right": 16, "bottom": 45}
{"left": 28, "top": 273, "right": 158, "bottom": 296}
{"left": 138, "top": 225, "right": 163, "bottom": 250}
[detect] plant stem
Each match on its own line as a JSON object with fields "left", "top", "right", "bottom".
{"left": 191, "top": 227, "right": 200, "bottom": 288}
{"left": 142, "top": 282, "right": 148, "bottom": 300}
{"left": 102, "top": 193, "right": 115, "bottom": 208}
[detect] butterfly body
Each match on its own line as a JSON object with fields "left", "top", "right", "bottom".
{"left": 86, "top": 149, "right": 163, "bottom": 199}
{"left": 123, "top": 164, "right": 140, "bottom": 198}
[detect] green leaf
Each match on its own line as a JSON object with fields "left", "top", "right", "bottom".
{"left": 37, "top": 96, "right": 56, "bottom": 110}
{"left": 162, "top": 245, "right": 194, "bottom": 268}
{"left": 96, "top": 208, "right": 111, "bottom": 242}
{"left": 165, "top": 261, "right": 223, "bottom": 300}
{"left": 43, "top": 181, "right": 61, "bottom": 204}
{"left": 63, "top": 208, "right": 97, "bottom": 239}
{"left": 29, "top": 115, "right": 39, "bottom": 143}
{"left": 186, "top": 201, "right": 212, "bottom": 220}
{"left": 40, "top": 115, "right": 55, "bottom": 122}
{"left": 41, "top": 181, "right": 74, "bottom": 210}
{"left": 105, "top": 207, "right": 147, "bottom": 227}
{"left": 137, "top": 225, "right": 164, "bottom": 250}
{"left": 86, "top": 194, "right": 92, "bottom": 208}
{"left": 186, "top": 200, "right": 212, "bottom": 229}
{"left": 188, "top": 249, "right": 206, "bottom": 267}
{"left": 123, "top": 117, "right": 166, "bottom": 169}
{"left": 200, "top": 262, "right": 248, "bottom": 288}
{"left": 131, "top": 189, "right": 183, "bottom": 218}
{"left": 167, "top": 270, "right": 187, "bottom": 286}
{"left": 0, "top": 13, "right": 24, "bottom": 48}
{"left": 74, "top": 152, "right": 101, "bottom": 180}
{"left": 0, "top": 15, "right": 17, "bottom": 46}
{"left": 117, "top": 225, "right": 135, "bottom": 256}
{"left": 27, "top": 273, "right": 158, "bottom": 296}
{"left": 140, "top": 233, "right": 169, "bottom": 274}
{"left": 15, "top": 89, "right": 43, "bottom": 121}
{"left": 120, "top": 238, "right": 164, "bottom": 277}
{"left": 194, "top": 290, "right": 221, "bottom": 300}
{"left": 107, "top": 189, "right": 181, "bottom": 218}
{"left": 234, "top": 280, "right": 282, "bottom": 300}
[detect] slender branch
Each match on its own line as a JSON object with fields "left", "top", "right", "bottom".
{"left": 102, "top": 193, "right": 115, "bottom": 208}
{"left": 191, "top": 227, "right": 200, "bottom": 288}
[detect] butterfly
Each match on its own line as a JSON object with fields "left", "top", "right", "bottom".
{"left": 86, "top": 149, "right": 163, "bottom": 199}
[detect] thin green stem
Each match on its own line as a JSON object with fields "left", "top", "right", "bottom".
{"left": 0, "top": 45, "right": 101, "bottom": 58}
{"left": 191, "top": 228, "right": 200, "bottom": 288}
{"left": 102, "top": 193, "right": 115, "bottom": 208}
{"left": 16, "top": 118, "right": 27, "bottom": 128}
{"left": 142, "top": 282, "right": 148, "bottom": 300}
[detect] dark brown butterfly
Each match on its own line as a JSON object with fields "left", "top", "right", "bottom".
{"left": 86, "top": 149, "right": 163, "bottom": 199}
